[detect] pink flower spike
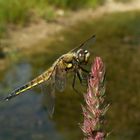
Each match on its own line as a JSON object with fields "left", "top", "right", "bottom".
{"left": 81, "top": 57, "right": 109, "bottom": 140}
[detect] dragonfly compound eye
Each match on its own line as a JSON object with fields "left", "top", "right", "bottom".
{"left": 76, "top": 49, "right": 84, "bottom": 62}
{"left": 76, "top": 49, "right": 90, "bottom": 63}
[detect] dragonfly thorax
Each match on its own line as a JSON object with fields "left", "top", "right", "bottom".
{"left": 76, "top": 49, "right": 90, "bottom": 64}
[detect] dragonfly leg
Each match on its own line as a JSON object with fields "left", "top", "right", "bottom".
{"left": 77, "top": 70, "right": 82, "bottom": 84}
{"left": 72, "top": 72, "right": 81, "bottom": 94}
{"left": 77, "top": 69, "right": 88, "bottom": 86}
{"left": 79, "top": 65, "right": 89, "bottom": 73}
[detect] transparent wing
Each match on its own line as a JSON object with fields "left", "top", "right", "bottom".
{"left": 41, "top": 64, "right": 67, "bottom": 116}
{"left": 55, "top": 66, "right": 66, "bottom": 92}
{"left": 41, "top": 74, "right": 56, "bottom": 117}
{"left": 70, "top": 34, "right": 96, "bottom": 52}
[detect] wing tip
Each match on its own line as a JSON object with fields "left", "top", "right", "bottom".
{"left": 69, "top": 34, "right": 96, "bottom": 52}
{"left": 91, "top": 34, "right": 96, "bottom": 40}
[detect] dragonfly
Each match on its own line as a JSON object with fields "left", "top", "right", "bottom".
{"left": 1, "top": 35, "right": 96, "bottom": 115}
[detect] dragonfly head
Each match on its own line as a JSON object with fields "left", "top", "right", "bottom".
{"left": 76, "top": 49, "right": 90, "bottom": 64}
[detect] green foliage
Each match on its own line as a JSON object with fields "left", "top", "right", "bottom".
{"left": 0, "top": 0, "right": 53, "bottom": 25}
{"left": 47, "top": 0, "right": 105, "bottom": 9}
{"left": 0, "top": 0, "right": 50, "bottom": 38}
{"left": 0, "top": 0, "right": 30, "bottom": 25}
{"left": 0, "top": 0, "right": 106, "bottom": 26}
{"left": 0, "top": 0, "right": 106, "bottom": 38}
{"left": 87, "top": 0, "right": 105, "bottom": 8}
{"left": 0, "top": 23, "right": 7, "bottom": 38}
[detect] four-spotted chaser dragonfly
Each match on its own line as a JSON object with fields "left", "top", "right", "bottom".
{"left": 2, "top": 35, "right": 96, "bottom": 115}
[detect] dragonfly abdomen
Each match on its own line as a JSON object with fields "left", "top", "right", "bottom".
{"left": 4, "top": 70, "right": 52, "bottom": 101}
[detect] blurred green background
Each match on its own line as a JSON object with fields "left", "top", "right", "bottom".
{"left": 0, "top": 0, "right": 140, "bottom": 140}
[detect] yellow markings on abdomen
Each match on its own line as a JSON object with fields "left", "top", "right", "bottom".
{"left": 14, "top": 68, "right": 53, "bottom": 96}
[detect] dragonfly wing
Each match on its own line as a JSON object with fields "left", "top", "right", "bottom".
{"left": 55, "top": 66, "right": 66, "bottom": 92}
{"left": 42, "top": 75, "right": 56, "bottom": 117}
{"left": 70, "top": 35, "right": 96, "bottom": 52}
